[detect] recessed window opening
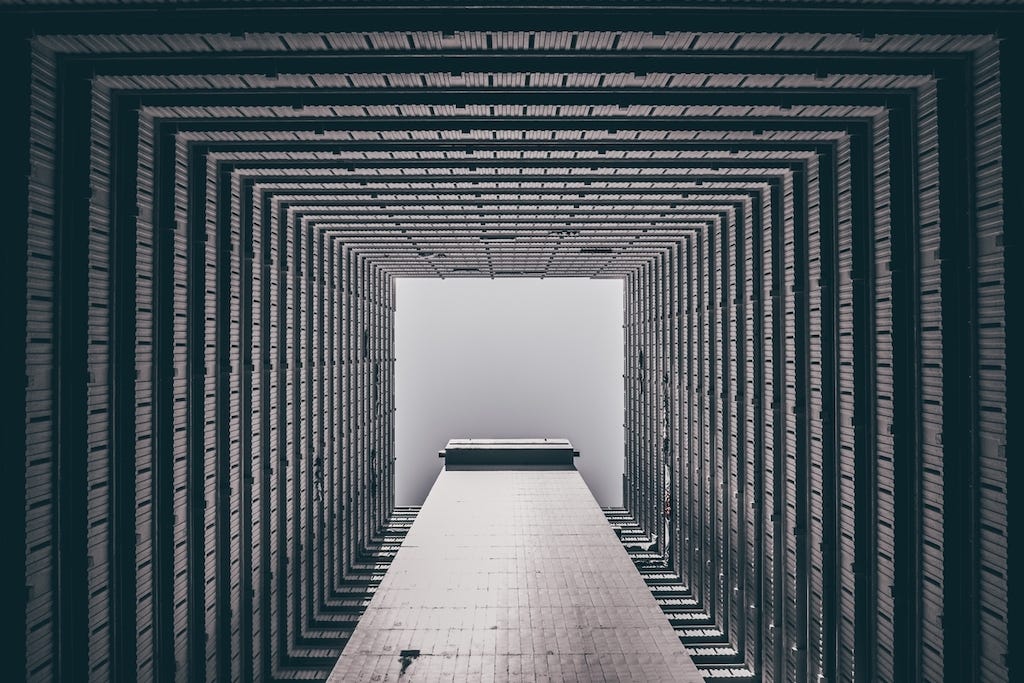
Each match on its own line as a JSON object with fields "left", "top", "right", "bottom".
{"left": 394, "top": 278, "right": 625, "bottom": 506}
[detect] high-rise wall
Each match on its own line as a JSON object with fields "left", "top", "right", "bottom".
{"left": 330, "top": 439, "right": 703, "bottom": 681}
{"left": 3, "top": 2, "right": 1019, "bottom": 681}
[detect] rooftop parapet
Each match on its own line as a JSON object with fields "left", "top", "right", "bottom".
{"left": 438, "top": 438, "right": 579, "bottom": 468}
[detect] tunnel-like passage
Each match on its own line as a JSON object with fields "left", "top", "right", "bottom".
{"left": 6, "top": 3, "right": 1017, "bottom": 683}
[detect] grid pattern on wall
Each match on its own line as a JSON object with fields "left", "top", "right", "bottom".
{"left": 4, "top": 3, "right": 1017, "bottom": 682}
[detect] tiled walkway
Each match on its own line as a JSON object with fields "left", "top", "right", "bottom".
{"left": 328, "top": 467, "right": 702, "bottom": 681}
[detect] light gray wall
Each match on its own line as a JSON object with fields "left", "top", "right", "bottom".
{"left": 394, "top": 278, "right": 625, "bottom": 506}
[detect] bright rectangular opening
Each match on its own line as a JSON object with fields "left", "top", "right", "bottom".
{"left": 394, "top": 278, "right": 625, "bottom": 506}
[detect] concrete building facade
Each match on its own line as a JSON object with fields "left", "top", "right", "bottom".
{"left": 2, "top": 1, "right": 1020, "bottom": 681}
{"left": 328, "top": 438, "right": 703, "bottom": 681}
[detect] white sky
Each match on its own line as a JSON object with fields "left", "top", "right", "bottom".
{"left": 394, "top": 278, "right": 625, "bottom": 506}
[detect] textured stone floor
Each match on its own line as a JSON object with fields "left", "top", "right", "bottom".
{"left": 328, "top": 467, "right": 701, "bottom": 682}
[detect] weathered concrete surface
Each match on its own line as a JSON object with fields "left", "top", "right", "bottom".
{"left": 328, "top": 461, "right": 701, "bottom": 682}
